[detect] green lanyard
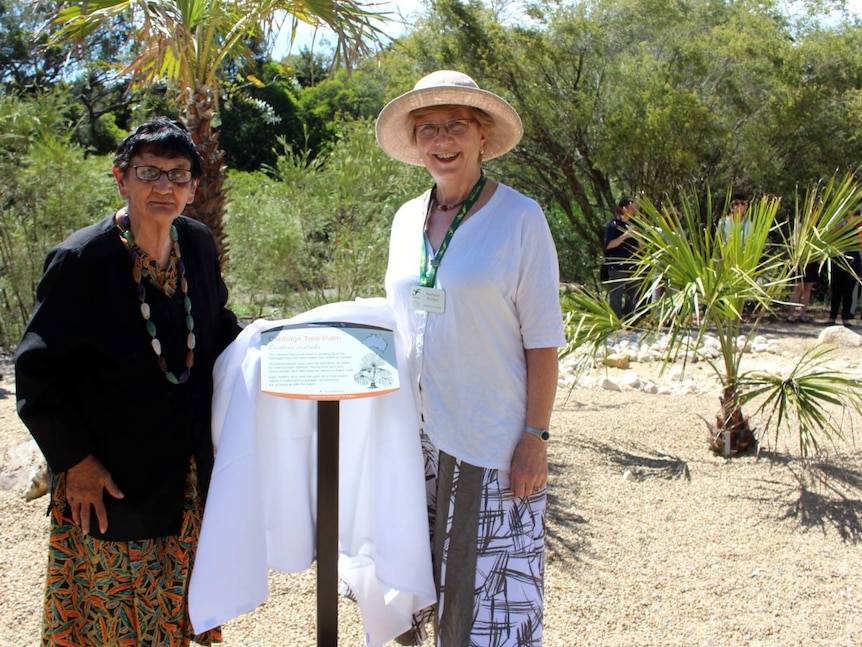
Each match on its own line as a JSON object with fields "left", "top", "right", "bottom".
{"left": 420, "top": 173, "right": 487, "bottom": 287}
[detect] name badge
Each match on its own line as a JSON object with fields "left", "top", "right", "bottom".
{"left": 411, "top": 286, "right": 446, "bottom": 313}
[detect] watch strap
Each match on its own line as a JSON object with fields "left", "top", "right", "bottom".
{"left": 524, "top": 425, "right": 550, "bottom": 441}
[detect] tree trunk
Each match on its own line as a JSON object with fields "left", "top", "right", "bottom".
{"left": 183, "top": 86, "right": 230, "bottom": 269}
{"left": 708, "top": 386, "right": 756, "bottom": 455}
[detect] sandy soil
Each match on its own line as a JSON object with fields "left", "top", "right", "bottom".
{"left": 1, "top": 317, "right": 860, "bottom": 646}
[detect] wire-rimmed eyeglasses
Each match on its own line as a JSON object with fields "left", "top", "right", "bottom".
{"left": 132, "top": 165, "right": 194, "bottom": 185}
{"left": 414, "top": 119, "right": 477, "bottom": 140}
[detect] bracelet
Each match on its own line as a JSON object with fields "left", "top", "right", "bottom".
{"left": 524, "top": 426, "right": 550, "bottom": 441}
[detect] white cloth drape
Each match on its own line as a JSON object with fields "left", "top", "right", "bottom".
{"left": 188, "top": 299, "right": 435, "bottom": 647}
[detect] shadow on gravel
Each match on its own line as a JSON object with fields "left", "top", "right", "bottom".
{"left": 544, "top": 443, "right": 692, "bottom": 563}
{"left": 752, "top": 454, "right": 862, "bottom": 544}
{"left": 546, "top": 459, "right": 588, "bottom": 563}
{"left": 0, "top": 386, "right": 12, "bottom": 400}
{"left": 782, "top": 459, "right": 862, "bottom": 544}
{"left": 581, "top": 439, "right": 692, "bottom": 482}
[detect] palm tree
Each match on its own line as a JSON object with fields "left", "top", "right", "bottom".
{"left": 561, "top": 174, "right": 862, "bottom": 458}
{"left": 47, "top": 0, "right": 387, "bottom": 266}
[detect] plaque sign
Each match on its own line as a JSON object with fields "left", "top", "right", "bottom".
{"left": 260, "top": 321, "right": 399, "bottom": 400}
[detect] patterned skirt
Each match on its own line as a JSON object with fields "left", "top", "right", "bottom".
{"left": 42, "top": 460, "right": 221, "bottom": 647}
{"left": 400, "top": 431, "right": 547, "bottom": 647}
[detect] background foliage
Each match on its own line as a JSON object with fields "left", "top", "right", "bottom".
{"left": 224, "top": 120, "right": 428, "bottom": 318}
{"left": 1, "top": 0, "right": 861, "bottom": 352}
{"left": 0, "top": 93, "right": 117, "bottom": 348}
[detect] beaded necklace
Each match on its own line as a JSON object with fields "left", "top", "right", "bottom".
{"left": 434, "top": 197, "right": 466, "bottom": 211}
{"left": 431, "top": 188, "right": 467, "bottom": 212}
{"left": 117, "top": 212, "right": 195, "bottom": 384}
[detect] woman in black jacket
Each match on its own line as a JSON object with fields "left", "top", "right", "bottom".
{"left": 15, "top": 117, "right": 241, "bottom": 646}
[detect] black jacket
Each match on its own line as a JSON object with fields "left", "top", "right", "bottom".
{"left": 15, "top": 215, "right": 241, "bottom": 541}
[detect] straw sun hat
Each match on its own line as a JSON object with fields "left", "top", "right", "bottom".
{"left": 375, "top": 70, "right": 523, "bottom": 166}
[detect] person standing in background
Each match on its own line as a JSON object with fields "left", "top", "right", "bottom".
{"left": 604, "top": 196, "right": 640, "bottom": 321}
{"left": 787, "top": 262, "right": 819, "bottom": 323}
{"left": 718, "top": 192, "right": 752, "bottom": 244}
{"left": 827, "top": 213, "right": 862, "bottom": 327}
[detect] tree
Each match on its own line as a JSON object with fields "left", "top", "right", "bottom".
{"left": 396, "top": 0, "right": 862, "bottom": 283}
{"left": 219, "top": 59, "right": 304, "bottom": 171}
{"left": 295, "top": 66, "right": 390, "bottom": 155}
{"left": 757, "top": 23, "right": 862, "bottom": 196}
{"left": 45, "top": 0, "right": 388, "bottom": 266}
{"left": 0, "top": 92, "right": 118, "bottom": 350}
{"left": 561, "top": 174, "right": 862, "bottom": 457}
{"left": 0, "top": 0, "right": 68, "bottom": 92}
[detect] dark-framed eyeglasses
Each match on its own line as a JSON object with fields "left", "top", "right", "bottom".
{"left": 132, "top": 165, "right": 194, "bottom": 185}
{"left": 414, "top": 118, "right": 477, "bottom": 140}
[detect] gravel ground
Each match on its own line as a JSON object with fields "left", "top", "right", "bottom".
{"left": 1, "top": 318, "right": 861, "bottom": 646}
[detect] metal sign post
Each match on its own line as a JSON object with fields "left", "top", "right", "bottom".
{"left": 316, "top": 399, "right": 340, "bottom": 646}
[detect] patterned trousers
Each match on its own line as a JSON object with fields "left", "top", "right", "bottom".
{"left": 402, "top": 431, "right": 546, "bottom": 647}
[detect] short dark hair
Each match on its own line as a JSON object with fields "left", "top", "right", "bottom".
{"left": 113, "top": 117, "right": 203, "bottom": 178}
{"left": 730, "top": 192, "right": 747, "bottom": 203}
{"left": 618, "top": 195, "right": 636, "bottom": 209}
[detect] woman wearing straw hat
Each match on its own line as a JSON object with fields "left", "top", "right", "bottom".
{"left": 377, "top": 70, "right": 566, "bottom": 646}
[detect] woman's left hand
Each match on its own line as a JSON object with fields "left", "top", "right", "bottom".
{"left": 509, "top": 434, "right": 548, "bottom": 498}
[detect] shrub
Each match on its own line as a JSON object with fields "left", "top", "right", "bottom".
{"left": 225, "top": 119, "right": 428, "bottom": 318}
{"left": 0, "top": 94, "right": 116, "bottom": 349}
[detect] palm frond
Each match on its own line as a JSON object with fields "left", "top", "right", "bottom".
{"left": 737, "top": 344, "right": 862, "bottom": 457}
{"left": 782, "top": 172, "right": 862, "bottom": 273}
{"left": 44, "top": 0, "right": 389, "bottom": 92}
{"left": 559, "top": 285, "right": 619, "bottom": 363}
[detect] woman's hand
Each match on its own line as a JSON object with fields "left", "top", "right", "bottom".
{"left": 65, "top": 454, "right": 124, "bottom": 535}
{"left": 509, "top": 434, "right": 548, "bottom": 498}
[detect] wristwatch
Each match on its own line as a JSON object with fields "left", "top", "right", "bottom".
{"left": 524, "top": 426, "right": 550, "bottom": 442}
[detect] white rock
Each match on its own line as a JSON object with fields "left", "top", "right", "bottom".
{"left": 702, "top": 334, "right": 721, "bottom": 349}
{"left": 817, "top": 326, "right": 862, "bottom": 348}
{"left": 0, "top": 440, "right": 47, "bottom": 500}
{"left": 618, "top": 372, "right": 642, "bottom": 390}
{"left": 601, "top": 378, "right": 622, "bottom": 391}
{"left": 697, "top": 346, "right": 721, "bottom": 359}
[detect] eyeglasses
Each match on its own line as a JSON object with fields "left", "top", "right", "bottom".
{"left": 132, "top": 165, "right": 194, "bottom": 185}
{"left": 414, "top": 119, "right": 476, "bottom": 140}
